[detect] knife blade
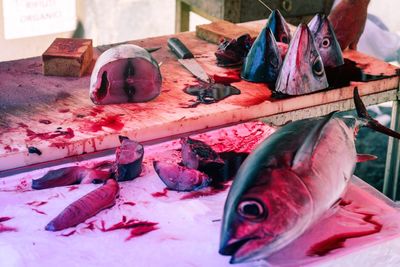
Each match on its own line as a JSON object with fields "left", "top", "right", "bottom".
{"left": 167, "top": 37, "right": 211, "bottom": 83}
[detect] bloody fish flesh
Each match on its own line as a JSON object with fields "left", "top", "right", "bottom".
{"left": 89, "top": 44, "right": 162, "bottom": 105}
{"left": 219, "top": 88, "right": 400, "bottom": 263}
{"left": 46, "top": 179, "right": 119, "bottom": 231}
{"left": 32, "top": 166, "right": 111, "bottom": 190}
{"left": 153, "top": 161, "right": 211, "bottom": 192}
{"left": 180, "top": 137, "right": 224, "bottom": 175}
{"left": 115, "top": 136, "right": 144, "bottom": 181}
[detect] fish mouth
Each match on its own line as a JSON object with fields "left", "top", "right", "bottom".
{"left": 219, "top": 237, "right": 254, "bottom": 256}
{"left": 220, "top": 234, "right": 277, "bottom": 264}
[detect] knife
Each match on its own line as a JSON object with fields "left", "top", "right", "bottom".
{"left": 167, "top": 37, "right": 211, "bottom": 83}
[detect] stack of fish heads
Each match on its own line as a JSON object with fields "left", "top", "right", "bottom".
{"left": 241, "top": 27, "right": 282, "bottom": 83}
{"left": 275, "top": 23, "right": 328, "bottom": 95}
{"left": 266, "top": 9, "right": 291, "bottom": 44}
{"left": 308, "top": 13, "right": 344, "bottom": 69}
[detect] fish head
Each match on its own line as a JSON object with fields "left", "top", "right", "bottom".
{"left": 308, "top": 14, "right": 344, "bottom": 68}
{"left": 241, "top": 27, "right": 282, "bottom": 83}
{"left": 219, "top": 165, "right": 313, "bottom": 263}
{"left": 275, "top": 23, "right": 328, "bottom": 95}
{"left": 266, "top": 10, "right": 291, "bottom": 44}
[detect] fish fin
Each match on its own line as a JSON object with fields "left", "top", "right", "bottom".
{"left": 357, "top": 154, "right": 378, "bottom": 163}
{"left": 292, "top": 111, "right": 337, "bottom": 168}
{"left": 354, "top": 88, "right": 400, "bottom": 139}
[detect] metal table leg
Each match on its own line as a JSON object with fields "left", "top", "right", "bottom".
{"left": 383, "top": 97, "right": 400, "bottom": 200}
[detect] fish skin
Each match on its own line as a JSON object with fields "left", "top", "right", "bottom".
{"left": 45, "top": 179, "right": 119, "bottom": 231}
{"left": 275, "top": 24, "right": 328, "bottom": 95}
{"left": 153, "top": 161, "right": 211, "bottom": 192}
{"left": 115, "top": 138, "right": 144, "bottom": 182}
{"left": 266, "top": 10, "right": 291, "bottom": 44}
{"left": 308, "top": 13, "right": 344, "bottom": 68}
{"left": 31, "top": 166, "right": 111, "bottom": 190}
{"left": 241, "top": 27, "right": 282, "bottom": 83}
{"left": 219, "top": 89, "right": 399, "bottom": 264}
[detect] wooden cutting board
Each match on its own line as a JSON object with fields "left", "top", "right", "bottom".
{"left": 0, "top": 21, "right": 399, "bottom": 172}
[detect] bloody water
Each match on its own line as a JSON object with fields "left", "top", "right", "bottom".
{"left": 307, "top": 212, "right": 383, "bottom": 256}
{"left": 183, "top": 82, "right": 241, "bottom": 106}
{"left": 28, "top": 146, "right": 42, "bottom": 155}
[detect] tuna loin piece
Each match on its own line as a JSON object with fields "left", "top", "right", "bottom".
{"left": 90, "top": 44, "right": 162, "bottom": 105}
{"left": 46, "top": 179, "right": 119, "bottom": 231}
{"left": 32, "top": 166, "right": 111, "bottom": 190}
{"left": 153, "top": 161, "right": 211, "bottom": 191}
{"left": 308, "top": 13, "right": 344, "bottom": 68}
{"left": 180, "top": 137, "right": 224, "bottom": 175}
{"left": 241, "top": 27, "right": 282, "bottom": 83}
{"left": 115, "top": 137, "right": 144, "bottom": 181}
{"left": 275, "top": 24, "right": 328, "bottom": 95}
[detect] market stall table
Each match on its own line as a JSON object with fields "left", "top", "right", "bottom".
{"left": 0, "top": 20, "right": 399, "bottom": 174}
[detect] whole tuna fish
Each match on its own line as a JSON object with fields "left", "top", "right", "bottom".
{"left": 308, "top": 13, "right": 344, "bottom": 68}
{"left": 219, "top": 88, "right": 400, "bottom": 263}
{"left": 275, "top": 24, "right": 328, "bottom": 95}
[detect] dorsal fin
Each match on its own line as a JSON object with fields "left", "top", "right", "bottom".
{"left": 292, "top": 111, "right": 337, "bottom": 168}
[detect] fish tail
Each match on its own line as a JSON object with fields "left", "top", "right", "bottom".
{"left": 354, "top": 87, "right": 400, "bottom": 139}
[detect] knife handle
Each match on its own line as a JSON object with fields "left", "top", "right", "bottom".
{"left": 167, "top": 38, "right": 194, "bottom": 59}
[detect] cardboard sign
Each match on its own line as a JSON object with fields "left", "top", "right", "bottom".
{"left": 3, "top": 0, "right": 76, "bottom": 39}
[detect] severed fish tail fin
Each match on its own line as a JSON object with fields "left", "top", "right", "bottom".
{"left": 354, "top": 87, "right": 400, "bottom": 139}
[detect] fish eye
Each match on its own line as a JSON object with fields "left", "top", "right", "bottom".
{"left": 322, "top": 38, "right": 330, "bottom": 48}
{"left": 280, "top": 35, "right": 288, "bottom": 44}
{"left": 237, "top": 199, "right": 267, "bottom": 220}
{"left": 312, "top": 58, "right": 324, "bottom": 76}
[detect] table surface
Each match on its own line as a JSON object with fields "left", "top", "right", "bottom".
{"left": 0, "top": 20, "right": 399, "bottom": 172}
{"left": 1, "top": 122, "right": 400, "bottom": 267}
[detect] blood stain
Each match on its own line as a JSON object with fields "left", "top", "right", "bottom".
{"left": 39, "top": 119, "right": 52, "bottom": 125}
{"left": 307, "top": 212, "right": 382, "bottom": 256}
{"left": 125, "top": 223, "right": 159, "bottom": 241}
{"left": 68, "top": 185, "right": 79, "bottom": 192}
{"left": 26, "top": 127, "right": 75, "bottom": 141}
{"left": 122, "top": 202, "right": 136, "bottom": 206}
{"left": 58, "top": 108, "right": 70, "bottom": 113}
{"left": 85, "top": 115, "right": 124, "bottom": 132}
{"left": 151, "top": 188, "right": 169, "bottom": 197}
{"left": 60, "top": 230, "right": 76, "bottom": 237}
{"left": 26, "top": 201, "right": 47, "bottom": 207}
{"left": 180, "top": 183, "right": 229, "bottom": 200}
{"left": 31, "top": 208, "right": 47, "bottom": 215}
{"left": 213, "top": 70, "right": 241, "bottom": 85}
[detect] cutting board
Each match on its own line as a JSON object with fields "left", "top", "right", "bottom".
{"left": 0, "top": 21, "right": 399, "bottom": 172}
